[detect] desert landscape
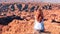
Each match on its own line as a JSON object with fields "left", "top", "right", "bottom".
{"left": 0, "top": 2, "right": 60, "bottom": 34}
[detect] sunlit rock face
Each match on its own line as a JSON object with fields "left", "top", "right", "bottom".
{"left": 0, "top": 2, "right": 60, "bottom": 34}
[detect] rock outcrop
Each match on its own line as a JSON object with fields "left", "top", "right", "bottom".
{"left": 0, "top": 3, "right": 60, "bottom": 34}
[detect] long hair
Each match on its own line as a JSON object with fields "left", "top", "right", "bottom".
{"left": 34, "top": 8, "right": 44, "bottom": 22}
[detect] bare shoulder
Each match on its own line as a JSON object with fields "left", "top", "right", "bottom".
{"left": 34, "top": 9, "right": 43, "bottom": 22}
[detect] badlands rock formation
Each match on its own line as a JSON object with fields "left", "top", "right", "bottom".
{"left": 0, "top": 3, "right": 60, "bottom": 34}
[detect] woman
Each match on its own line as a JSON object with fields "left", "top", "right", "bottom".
{"left": 34, "top": 9, "right": 44, "bottom": 33}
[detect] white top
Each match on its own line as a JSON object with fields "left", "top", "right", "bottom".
{"left": 34, "top": 19, "right": 44, "bottom": 30}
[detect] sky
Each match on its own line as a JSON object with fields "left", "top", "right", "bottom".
{"left": 0, "top": 0, "right": 60, "bottom": 3}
